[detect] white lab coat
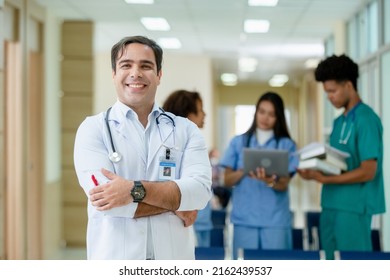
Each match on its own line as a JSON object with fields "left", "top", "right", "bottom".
{"left": 74, "top": 101, "right": 212, "bottom": 259}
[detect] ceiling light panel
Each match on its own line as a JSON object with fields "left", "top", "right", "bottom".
{"left": 158, "top": 38, "right": 182, "bottom": 49}
{"left": 248, "top": 0, "right": 278, "bottom": 7}
{"left": 124, "top": 0, "right": 154, "bottom": 4}
{"left": 239, "top": 57, "right": 258, "bottom": 72}
{"left": 221, "top": 73, "right": 238, "bottom": 86}
{"left": 140, "top": 17, "right": 170, "bottom": 31}
{"left": 244, "top": 19, "right": 270, "bottom": 33}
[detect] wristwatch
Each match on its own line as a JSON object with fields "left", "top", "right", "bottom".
{"left": 131, "top": 181, "right": 146, "bottom": 202}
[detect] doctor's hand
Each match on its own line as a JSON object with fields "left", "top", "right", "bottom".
{"left": 175, "top": 210, "right": 198, "bottom": 227}
{"left": 89, "top": 168, "right": 132, "bottom": 211}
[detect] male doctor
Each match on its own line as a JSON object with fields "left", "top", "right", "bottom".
{"left": 74, "top": 36, "right": 212, "bottom": 260}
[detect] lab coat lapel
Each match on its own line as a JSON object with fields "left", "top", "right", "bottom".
{"left": 110, "top": 107, "right": 147, "bottom": 165}
{"left": 148, "top": 118, "right": 174, "bottom": 167}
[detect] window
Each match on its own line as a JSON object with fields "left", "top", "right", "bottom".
{"left": 347, "top": 16, "right": 358, "bottom": 60}
{"left": 385, "top": 0, "right": 390, "bottom": 44}
{"left": 368, "top": 0, "right": 379, "bottom": 53}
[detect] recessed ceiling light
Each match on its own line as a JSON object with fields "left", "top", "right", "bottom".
{"left": 158, "top": 38, "right": 182, "bottom": 49}
{"left": 244, "top": 19, "right": 270, "bottom": 33}
{"left": 141, "top": 17, "right": 170, "bottom": 31}
{"left": 124, "top": 0, "right": 154, "bottom": 4}
{"left": 239, "top": 57, "right": 258, "bottom": 72}
{"left": 305, "top": 58, "right": 321, "bottom": 68}
{"left": 221, "top": 73, "right": 238, "bottom": 86}
{"left": 269, "top": 74, "right": 289, "bottom": 87}
{"left": 248, "top": 0, "right": 278, "bottom": 6}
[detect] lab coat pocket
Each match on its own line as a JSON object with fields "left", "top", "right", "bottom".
{"left": 166, "top": 213, "right": 195, "bottom": 259}
{"left": 87, "top": 217, "right": 126, "bottom": 259}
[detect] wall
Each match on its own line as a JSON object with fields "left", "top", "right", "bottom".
{"left": 0, "top": 0, "right": 4, "bottom": 260}
{"left": 61, "top": 21, "right": 93, "bottom": 247}
{"left": 216, "top": 82, "right": 300, "bottom": 144}
{"left": 42, "top": 10, "right": 62, "bottom": 259}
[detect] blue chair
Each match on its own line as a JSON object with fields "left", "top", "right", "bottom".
{"left": 211, "top": 209, "right": 226, "bottom": 229}
{"left": 292, "top": 228, "right": 304, "bottom": 250}
{"left": 371, "top": 229, "right": 381, "bottom": 251}
{"left": 240, "top": 249, "right": 323, "bottom": 260}
{"left": 210, "top": 228, "right": 224, "bottom": 247}
{"left": 195, "top": 247, "right": 225, "bottom": 260}
{"left": 336, "top": 250, "right": 390, "bottom": 260}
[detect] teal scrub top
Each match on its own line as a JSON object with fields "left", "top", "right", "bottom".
{"left": 323, "top": 102, "right": 386, "bottom": 215}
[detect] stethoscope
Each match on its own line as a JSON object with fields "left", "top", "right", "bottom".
{"left": 338, "top": 102, "right": 360, "bottom": 145}
{"left": 105, "top": 107, "right": 176, "bottom": 163}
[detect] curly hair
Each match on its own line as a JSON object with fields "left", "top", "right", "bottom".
{"left": 162, "top": 90, "right": 202, "bottom": 117}
{"left": 314, "top": 54, "right": 359, "bottom": 91}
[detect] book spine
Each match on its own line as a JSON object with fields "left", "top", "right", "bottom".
{"left": 300, "top": 148, "right": 326, "bottom": 160}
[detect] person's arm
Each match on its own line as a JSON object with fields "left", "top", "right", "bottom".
{"left": 89, "top": 168, "right": 198, "bottom": 225}
{"left": 223, "top": 167, "right": 244, "bottom": 187}
{"left": 271, "top": 176, "right": 290, "bottom": 191}
{"left": 90, "top": 168, "right": 181, "bottom": 211}
{"left": 134, "top": 204, "right": 197, "bottom": 227}
{"left": 74, "top": 116, "right": 138, "bottom": 218}
{"left": 297, "top": 159, "right": 377, "bottom": 184}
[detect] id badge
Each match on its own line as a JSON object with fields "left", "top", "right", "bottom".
{"left": 158, "top": 157, "right": 176, "bottom": 181}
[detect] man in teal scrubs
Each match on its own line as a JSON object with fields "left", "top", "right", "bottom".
{"left": 298, "top": 54, "right": 386, "bottom": 259}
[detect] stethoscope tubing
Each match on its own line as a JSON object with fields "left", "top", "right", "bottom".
{"left": 105, "top": 107, "right": 175, "bottom": 163}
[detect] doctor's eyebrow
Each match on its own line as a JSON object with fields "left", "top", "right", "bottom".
{"left": 118, "top": 59, "right": 156, "bottom": 68}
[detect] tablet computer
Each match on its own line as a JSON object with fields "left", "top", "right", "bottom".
{"left": 243, "top": 148, "right": 289, "bottom": 177}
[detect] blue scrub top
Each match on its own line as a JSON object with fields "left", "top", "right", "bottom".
{"left": 220, "top": 134, "right": 298, "bottom": 228}
{"left": 323, "top": 102, "right": 385, "bottom": 215}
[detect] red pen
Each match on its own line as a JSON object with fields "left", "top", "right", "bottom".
{"left": 91, "top": 175, "right": 99, "bottom": 186}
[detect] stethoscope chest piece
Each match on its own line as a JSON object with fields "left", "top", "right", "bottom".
{"left": 109, "top": 151, "right": 122, "bottom": 163}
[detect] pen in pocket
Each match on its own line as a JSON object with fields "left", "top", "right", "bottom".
{"left": 91, "top": 175, "right": 99, "bottom": 186}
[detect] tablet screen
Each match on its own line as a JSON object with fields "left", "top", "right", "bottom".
{"left": 243, "top": 148, "right": 289, "bottom": 177}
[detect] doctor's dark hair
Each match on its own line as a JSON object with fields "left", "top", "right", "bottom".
{"left": 111, "top": 36, "right": 163, "bottom": 74}
{"left": 244, "top": 91, "right": 291, "bottom": 141}
{"left": 162, "top": 90, "right": 202, "bottom": 117}
{"left": 314, "top": 54, "right": 359, "bottom": 91}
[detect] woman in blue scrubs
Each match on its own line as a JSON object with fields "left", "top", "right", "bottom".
{"left": 220, "top": 92, "right": 298, "bottom": 259}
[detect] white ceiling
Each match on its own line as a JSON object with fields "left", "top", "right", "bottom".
{"left": 35, "top": 0, "right": 368, "bottom": 84}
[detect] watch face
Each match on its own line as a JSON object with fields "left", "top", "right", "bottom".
{"left": 133, "top": 186, "right": 145, "bottom": 199}
{"left": 132, "top": 181, "right": 146, "bottom": 201}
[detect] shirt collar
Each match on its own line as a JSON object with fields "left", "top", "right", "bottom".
{"left": 344, "top": 101, "right": 362, "bottom": 120}
{"left": 112, "top": 100, "right": 161, "bottom": 122}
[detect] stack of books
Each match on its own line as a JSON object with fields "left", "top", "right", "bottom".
{"left": 297, "top": 142, "right": 350, "bottom": 175}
